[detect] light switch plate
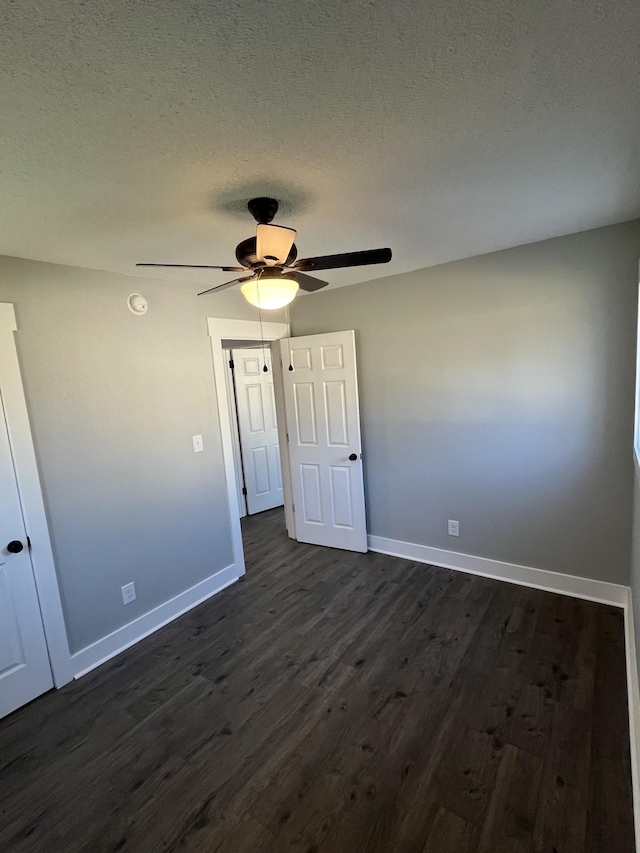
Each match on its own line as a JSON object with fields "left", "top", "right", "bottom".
{"left": 193, "top": 435, "right": 203, "bottom": 453}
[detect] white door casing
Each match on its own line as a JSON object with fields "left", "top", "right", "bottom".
{"left": 0, "top": 387, "right": 54, "bottom": 717}
{"left": 281, "top": 330, "right": 367, "bottom": 552}
{"left": 232, "top": 348, "right": 284, "bottom": 515}
{"left": 207, "top": 319, "right": 293, "bottom": 570}
{"left": 224, "top": 349, "right": 247, "bottom": 519}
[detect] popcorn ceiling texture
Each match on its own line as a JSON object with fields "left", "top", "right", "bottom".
{"left": 0, "top": 0, "right": 639, "bottom": 288}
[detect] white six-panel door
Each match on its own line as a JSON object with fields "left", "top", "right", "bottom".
{"left": 232, "top": 348, "right": 284, "bottom": 515}
{"left": 281, "top": 330, "right": 367, "bottom": 552}
{"left": 0, "top": 388, "right": 53, "bottom": 717}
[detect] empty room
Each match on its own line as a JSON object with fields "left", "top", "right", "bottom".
{"left": 1, "top": 1, "right": 640, "bottom": 851}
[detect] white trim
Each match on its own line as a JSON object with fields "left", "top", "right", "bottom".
{"left": 627, "top": 449, "right": 640, "bottom": 849}
{"left": 223, "top": 348, "right": 247, "bottom": 519}
{"left": 628, "top": 260, "right": 640, "bottom": 846}
{"left": 623, "top": 589, "right": 640, "bottom": 851}
{"left": 207, "top": 318, "right": 290, "bottom": 343}
{"left": 271, "top": 339, "right": 295, "bottom": 538}
{"left": 71, "top": 564, "right": 240, "bottom": 678}
{"left": 0, "top": 303, "right": 17, "bottom": 332}
{"left": 207, "top": 318, "right": 292, "bottom": 567}
{"left": 367, "top": 534, "right": 628, "bottom": 607}
{"left": 634, "top": 267, "right": 640, "bottom": 469}
{"left": 0, "top": 303, "right": 74, "bottom": 686}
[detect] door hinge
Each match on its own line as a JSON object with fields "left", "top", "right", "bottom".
{"left": 27, "top": 536, "right": 32, "bottom": 551}
{"left": 229, "top": 358, "right": 234, "bottom": 369}
{"left": 292, "top": 503, "right": 295, "bottom": 513}
{"left": 242, "top": 486, "right": 247, "bottom": 496}
{"left": 286, "top": 432, "right": 289, "bottom": 442}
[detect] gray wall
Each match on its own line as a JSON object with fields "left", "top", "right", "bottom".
{"left": 3, "top": 219, "right": 638, "bottom": 655}
{"left": 0, "top": 256, "right": 278, "bottom": 652}
{"left": 291, "top": 221, "right": 640, "bottom": 585}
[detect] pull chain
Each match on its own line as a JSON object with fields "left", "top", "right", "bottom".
{"left": 257, "top": 281, "right": 268, "bottom": 373}
{"left": 285, "top": 304, "right": 293, "bottom": 371}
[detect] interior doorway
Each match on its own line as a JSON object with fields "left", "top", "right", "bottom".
{"left": 207, "top": 318, "right": 293, "bottom": 581}
{"left": 207, "top": 318, "right": 369, "bottom": 577}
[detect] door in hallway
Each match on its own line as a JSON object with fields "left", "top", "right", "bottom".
{"left": 232, "top": 348, "right": 284, "bottom": 515}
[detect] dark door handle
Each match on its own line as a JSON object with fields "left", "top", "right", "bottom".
{"left": 7, "top": 540, "right": 24, "bottom": 553}
{"left": 349, "top": 453, "right": 358, "bottom": 461}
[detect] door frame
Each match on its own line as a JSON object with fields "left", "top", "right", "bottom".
{"left": 207, "top": 318, "right": 294, "bottom": 567}
{"left": 223, "top": 347, "right": 248, "bottom": 519}
{"left": 0, "top": 303, "right": 73, "bottom": 687}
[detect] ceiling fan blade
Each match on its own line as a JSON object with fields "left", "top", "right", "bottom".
{"left": 136, "top": 263, "right": 246, "bottom": 272}
{"left": 198, "top": 275, "right": 254, "bottom": 296}
{"left": 256, "top": 224, "right": 297, "bottom": 266}
{"left": 282, "top": 271, "right": 329, "bottom": 293}
{"left": 293, "top": 247, "right": 392, "bottom": 272}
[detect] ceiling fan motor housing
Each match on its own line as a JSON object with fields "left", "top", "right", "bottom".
{"left": 235, "top": 236, "right": 298, "bottom": 269}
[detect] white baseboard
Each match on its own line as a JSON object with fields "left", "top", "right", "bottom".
{"left": 623, "top": 589, "right": 640, "bottom": 851}
{"left": 367, "top": 535, "right": 628, "bottom": 607}
{"left": 71, "top": 564, "right": 242, "bottom": 679}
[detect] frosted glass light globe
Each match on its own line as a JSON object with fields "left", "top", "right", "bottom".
{"left": 240, "top": 276, "right": 299, "bottom": 310}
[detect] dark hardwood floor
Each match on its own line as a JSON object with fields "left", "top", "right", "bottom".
{"left": 0, "top": 508, "right": 634, "bottom": 852}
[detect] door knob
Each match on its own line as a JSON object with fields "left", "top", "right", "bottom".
{"left": 349, "top": 453, "right": 358, "bottom": 461}
{"left": 6, "top": 540, "right": 24, "bottom": 553}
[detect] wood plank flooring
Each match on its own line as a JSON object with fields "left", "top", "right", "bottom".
{"left": 0, "top": 508, "right": 634, "bottom": 852}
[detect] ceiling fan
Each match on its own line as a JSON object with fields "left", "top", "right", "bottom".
{"left": 137, "top": 197, "right": 392, "bottom": 310}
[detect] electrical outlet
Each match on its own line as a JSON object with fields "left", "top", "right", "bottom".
{"left": 193, "top": 434, "right": 204, "bottom": 453}
{"left": 121, "top": 582, "right": 136, "bottom": 605}
{"left": 448, "top": 520, "right": 460, "bottom": 537}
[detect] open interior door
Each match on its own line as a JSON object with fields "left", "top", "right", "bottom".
{"left": 0, "top": 388, "right": 53, "bottom": 717}
{"left": 280, "top": 330, "right": 367, "bottom": 552}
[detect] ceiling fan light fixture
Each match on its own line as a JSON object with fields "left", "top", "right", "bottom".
{"left": 138, "top": 197, "right": 392, "bottom": 301}
{"left": 240, "top": 274, "right": 299, "bottom": 310}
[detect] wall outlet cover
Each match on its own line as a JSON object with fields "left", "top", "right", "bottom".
{"left": 121, "top": 582, "right": 136, "bottom": 605}
{"left": 448, "top": 520, "right": 460, "bottom": 536}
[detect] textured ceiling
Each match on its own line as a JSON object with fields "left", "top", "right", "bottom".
{"left": 1, "top": 0, "right": 639, "bottom": 289}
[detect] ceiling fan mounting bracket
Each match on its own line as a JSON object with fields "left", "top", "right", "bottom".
{"left": 247, "top": 197, "right": 279, "bottom": 224}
